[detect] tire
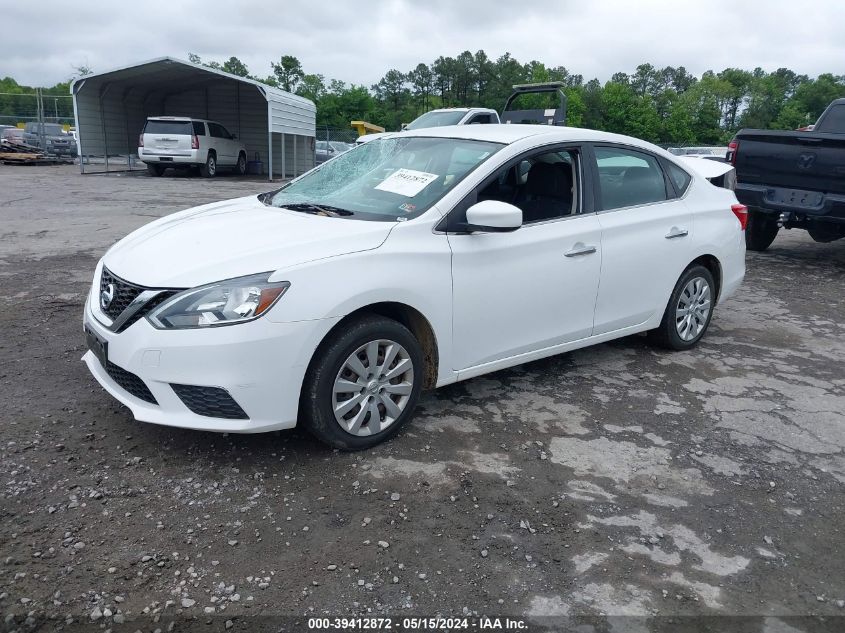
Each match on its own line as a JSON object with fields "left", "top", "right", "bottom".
{"left": 235, "top": 152, "right": 247, "bottom": 176}
{"left": 300, "top": 315, "right": 424, "bottom": 450}
{"left": 650, "top": 265, "right": 716, "bottom": 351}
{"left": 146, "top": 164, "right": 164, "bottom": 177}
{"left": 199, "top": 153, "right": 217, "bottom": 178}
{"left": 746, "top": 210, "right": 779, "bottom": 251}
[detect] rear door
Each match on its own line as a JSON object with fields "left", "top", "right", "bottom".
{"left": 143, "top": 120, "right": 193, "bottom": 156}
{"left": 590, "top": 145, "right": 694, "bottom": 335}
{"left": 208, "top": 123, "right": 236, "bottom": 164}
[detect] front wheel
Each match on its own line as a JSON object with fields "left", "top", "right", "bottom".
{"left": 746, "top": 211, "right": 779, "bottom": 251}
{"left": 650, "top": 265, "right": 716, "bottom": 351}
{"left": 236, "top": 152, "right": 247, "bottom": 176}
{"left": 301, "top": 315, "right": 423, "bottom": 450}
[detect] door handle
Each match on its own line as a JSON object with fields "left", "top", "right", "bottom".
{"left": 665, "top": 227, "right": 689, "bottom": 239}
{"left": 565, "top": 243, "right": 597, "bottom": 257}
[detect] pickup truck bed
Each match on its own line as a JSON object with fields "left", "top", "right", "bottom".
{"left": 731, "top": 98, "right": 845, "bottom": 250}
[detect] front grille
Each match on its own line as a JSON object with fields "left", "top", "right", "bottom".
{"left": 119, "top": 290, "right": 178, "bottom": 330}
{"left": 105, "top": 361, "right": 158, "bottom": 405}
{"left": 171, "top": 384, "right": 248, "bottom": 419}
{"left": 99, "top": 268, "right": 181, "bottom": 332}
{"left": 100, "top": 268, "right": 145, "bottom": 320}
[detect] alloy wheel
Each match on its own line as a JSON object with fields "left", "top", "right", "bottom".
{"left": 675, "top": 276, "right": 711, "bottom": 341}
{"left": 332, "top": 339, "right": 414, "bottom": 436}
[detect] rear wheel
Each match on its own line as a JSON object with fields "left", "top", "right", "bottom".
{"left": 236, "top": 152, "right": 247, "bottom": 176}
{"left": 301, "top": 315, "right": 423, "bottom": 450}
{"left": 146, "top": 164, "right": 164, "bottom": 177}
{"left": 746, "top": 210, "right": 779, "bottom": 251}
{"left": 650, "top": 265, "right": 716, "bottom": 351}
{"left": 199, "top": 153, "right": 217, "bottom": 178}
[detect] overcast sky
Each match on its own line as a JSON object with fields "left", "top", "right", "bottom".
{"left": 3, "top": 0, "right": 843, "bottom": 87}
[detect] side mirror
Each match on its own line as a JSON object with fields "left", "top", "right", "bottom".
{"left": 231, "top": 133, "right": 238, "bottom": 140}
{"left": 462, "top": 200, "right": 522, "bottom": 233}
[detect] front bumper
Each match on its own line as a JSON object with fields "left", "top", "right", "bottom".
{"left": 82, "top": 292, "right": 340, "bottom": 433}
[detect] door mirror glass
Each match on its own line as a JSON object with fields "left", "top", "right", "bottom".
{"left": 464, "top": 200, "right": 522, "bottom": 233}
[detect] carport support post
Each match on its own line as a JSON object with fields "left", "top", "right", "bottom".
{"left": 293, "top": 134, "right": 297, "bottom": 178}
{"left": 281, "top": 132, "right": 285, "bottom": 180}
{"left": 267, "top": 131, "right": 273, "bottom": 181}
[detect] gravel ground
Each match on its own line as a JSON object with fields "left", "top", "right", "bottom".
{"left": 1, "top": 165, "right": 843, "bottom": 632}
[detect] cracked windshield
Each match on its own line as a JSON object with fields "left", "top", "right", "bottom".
{"left": 268, "top": 136, "right": 502, "bottom": 220}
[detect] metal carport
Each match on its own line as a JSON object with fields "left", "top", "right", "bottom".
{"left": 71, "top": 56, "right": 316, "bottom": 180}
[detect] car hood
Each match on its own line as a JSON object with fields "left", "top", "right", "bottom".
{"left": 103, "top": 195, "right": 395, "bottom": 288}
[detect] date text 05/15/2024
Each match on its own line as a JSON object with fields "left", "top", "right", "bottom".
{"left": 307, "top": 617, "right": 528, "bottom": 630}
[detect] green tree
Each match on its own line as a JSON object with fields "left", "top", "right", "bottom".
{"left": 221, "top": 57, "right": 250, "bottom": 77}
{"left": 272, "top": 55, "right": 304, "bottom": 92}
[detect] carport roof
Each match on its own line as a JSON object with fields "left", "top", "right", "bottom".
{"left": 69, "top": 56, "right": 315, "bottom": 113}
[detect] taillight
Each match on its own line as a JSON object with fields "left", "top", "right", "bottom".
{"left": 727, "top": 139, "right": 738, "bottom": 166}
{"left": 731, "top": 203, "right": 748, "bottom": 230}
{"left": 138, "top": 133, "right": 144, "bottom": 148}
{"left": 191, "top": 134, "right": 199, "bottom": 150}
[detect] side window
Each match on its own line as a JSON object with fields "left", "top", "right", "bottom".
{"left": 665, "top": 161, "right": 691, "bottom": 197}
{"left": 594, "top": 147, "right": 669, "bottom": 210}
{"left": 477, "top": 148, "right": 579, "bottom": 224}
{"left": 219, "top": 125, "right": 233, "bottom": 139}
{"left": 208, "top": 123, "right": 226, "bottom": 138}
{"left": 192, "top": 121, "right": 205, "bottom": 136}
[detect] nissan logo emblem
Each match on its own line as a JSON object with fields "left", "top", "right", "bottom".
{"left": 100, "top": 283, "right": 115, "bottom": 310}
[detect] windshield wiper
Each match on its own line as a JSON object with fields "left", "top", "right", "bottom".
{"left": 281, "top": 203, "right": 354, "bottom": 217}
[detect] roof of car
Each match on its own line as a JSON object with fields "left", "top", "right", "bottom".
{"left": 390, "top": 124, "right": 669, "bottom": 154}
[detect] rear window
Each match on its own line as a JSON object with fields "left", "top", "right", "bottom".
{"left": 815, "top": 104, "right": 845, "bottom": 133}
{"left": 144, "top": 120, "right": 192, "bottom": 135}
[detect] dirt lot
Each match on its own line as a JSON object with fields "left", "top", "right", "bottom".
{"left": 1, "top": 165, "right": 843, "bottom": 632}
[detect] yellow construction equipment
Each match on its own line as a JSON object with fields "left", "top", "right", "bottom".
{"left": 350, "top": 121, "right": 385, "bottom": 137}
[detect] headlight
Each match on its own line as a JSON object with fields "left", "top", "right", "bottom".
{"left": 146, "top": 273, "right": 289, "bottom": 329}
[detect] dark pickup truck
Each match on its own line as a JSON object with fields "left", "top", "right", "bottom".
{"left": 729, "top": 98, "right": 845, "bottom": 250}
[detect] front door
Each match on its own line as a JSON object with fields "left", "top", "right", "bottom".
{"left": 448, "top": 146, "right": 602, "bottom": 371}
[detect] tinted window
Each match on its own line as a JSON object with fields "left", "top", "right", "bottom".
{"left": 815, "top": 104, "right": 845, "bottom": 133}
{"left": 595, "top": 147, "right": 668, "bottom": 210}
{"left": 665, "top": 161, "right": 692, "bottom": 196}
{"left": 192, "top": 121, "right": 206, "bottom": 136}
{"left": 144, "top": 120, "right": 192, "bottom": 135}
{"left": 469, "top": 114, "right": 492, "bottom": 124}
{"left": 208, "top": 123, "right": 231, "bottom": 139}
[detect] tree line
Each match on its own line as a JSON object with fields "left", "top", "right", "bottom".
{"left": 3, "top": 52, "right": 844, "bottom": 145}
{"left": 189, "top": 51, "right": 845, "bottom": 144}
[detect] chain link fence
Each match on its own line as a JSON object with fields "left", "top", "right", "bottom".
{"left": 0, "top": 93, "right": 75, "bottom": 128}
{"left": 316, "top": 127, "right": 359, "bottom": 145}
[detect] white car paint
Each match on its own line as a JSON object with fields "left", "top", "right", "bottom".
{"left": 83, "top": 124, "right": 745, "bottom": 437}
{"left": 356, "top": 107, "right": 499, "bottom": 144}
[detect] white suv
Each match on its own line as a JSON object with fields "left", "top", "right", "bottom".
{"left": 138, "top": 117, "right": 247, "bottom": 178}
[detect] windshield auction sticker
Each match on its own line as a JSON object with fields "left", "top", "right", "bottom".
{"left": 375, "top": 168, "right": 439, "bottom": 197}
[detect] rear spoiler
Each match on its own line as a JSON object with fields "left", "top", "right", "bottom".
{"left": 502, "top": 82, "right": 567, "bottom": 126}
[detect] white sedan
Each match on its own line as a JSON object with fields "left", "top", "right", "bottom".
{"left": 83, "top": 125, "right": 746, "bottom": 449}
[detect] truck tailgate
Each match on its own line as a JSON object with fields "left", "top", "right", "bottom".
{"left": 734, "top": 131, "right": 845, "bottom": 195}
